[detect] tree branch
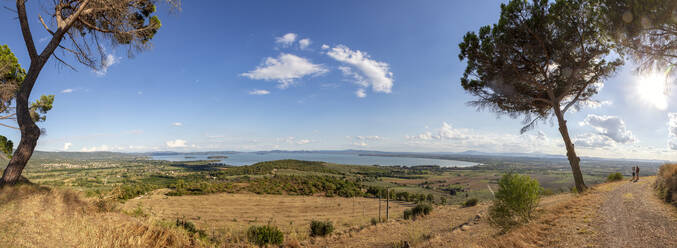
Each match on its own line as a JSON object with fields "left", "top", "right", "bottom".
{"left": 38, "top": 15, "right": 54, "bottom": 35}
{"left": 52, "top": 53, "right": 78, "bottom": 71}
{"left": 41, "top": 0, "right": 91, "bottom": 60}
{"left": 16, "top": 0, "right": 38, "bottom": 60}
{"left": 0, "top": 122, "right": 19, "bottom": 130}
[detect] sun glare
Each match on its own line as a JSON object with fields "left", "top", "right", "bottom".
{"left": 636, "top": 72, "right": 669, "bottom": 110}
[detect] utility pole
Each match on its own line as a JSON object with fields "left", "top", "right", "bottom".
{"left": 386, "top": 188, "right": 390, "bottom": 221}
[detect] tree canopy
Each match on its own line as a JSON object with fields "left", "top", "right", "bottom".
{"left": 1, "top": 0, "right": 178, "bottom": 185}
{"left": 598, "top": 0, "right": 677, "bottom": 72}
{"left": 458, "top": 0, "right": 623, "bottom": 192}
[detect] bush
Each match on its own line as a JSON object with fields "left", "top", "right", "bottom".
{"left": 607, "top": 172, "right": 624, "bottom": 182}
{"left": 247, "top": 225, "right": 284, "bottom": 246}
{"left": 176, "top": 218, "right": 207, "bottom": 238}
{"left": 403, "top": 203, "right": 432, "bottom": 220}
{"left": 655, "top": 164, "right": 677, "bottom": 204}
{"left": 489, "top": 173, "right": 541, "bottom": 232}
{"left": 403, "top": 209, "right": 413, "bottom": 220}
{"left": 309, "top": 220, "right": 334, "bottom": 237}
{"left": 370, "top": 217, "right": 382, "bottom": 225}
{"left": 462, "top": 198, "right": 478, "bottom": 207}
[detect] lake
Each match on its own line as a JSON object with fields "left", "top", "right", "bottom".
{"left": 151, "top": 152, "right": 478, "bottom": 167}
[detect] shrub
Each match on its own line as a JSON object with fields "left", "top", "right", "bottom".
{"left": 655, "top": 164, "right": 677, "bottom": 204}
{"left": 403, "top": 209, "right": 413, "bottom": 220}
{"left": 176, "top": 218, "right": 207, "bottom": 238}
{"left": 489, "top": 173, "right": 541, "bottom": 232}
{"left": 370, "top": 217, "right": 381, "bottom": 225}
{"left": 404, "top": 203, "right": 432, "bottom": 220}
{"left": 462, "top": 198, "right": 478, "bottom": 207}
{"left": 607, "top": 172, "right": 624, "bottom": 182}
{"left": 309, "top": 220, "right": 334, "bottom": 237}
{"left": 310, "top": 220, "right": 334, "bottom": 236}
{"left": 247, "top": 225, "right": 284, "bottom": 246}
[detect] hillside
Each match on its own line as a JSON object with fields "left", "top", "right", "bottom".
{"left": 309, "top": 176, "right": 677, "bottom": 247}
{"left": 0, "top": 184, "right": 204, "bottom": 247}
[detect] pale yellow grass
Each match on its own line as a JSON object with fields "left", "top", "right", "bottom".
{"left": 123, "top": 191, "right": 414, "bottom": 243}
{"left": 0, "top": 185, "right": 202, "bottom": 248}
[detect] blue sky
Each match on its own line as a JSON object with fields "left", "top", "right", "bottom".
{"left": 1, "top": 1, "right": 676, "bottom": 160}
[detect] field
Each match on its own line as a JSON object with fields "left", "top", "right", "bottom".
{"left": 123, "top": 190, "right": 413, "bottom": 242}
{"left": 0, "top": 151, "right": 665, "bottom": 246}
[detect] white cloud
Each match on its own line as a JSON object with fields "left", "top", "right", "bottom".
{"left": 581, "top": 114, "right": 636, "bottom": 144}
{"left": 94, "top": 53, "right": 119, "bottom": 76}
{"left": 407, "top": 122, "right": 468, "bottom": 141}
{"left": 356, "top": 136, "right": 382, "bottom": 141}
{"left": 280, "top": 136, "right": 312, "bottom": 145}
{"left": 166, "top": 139, "right": 188, "bottom": 148}
{"left": 578, "top": 100, "right": 612, "bottom": 110}
{"left": 172, "top": 122, "right": 183, "bottom": 127}
{"left": 241, "top": 53, "right": 328, "bottom": 88}
{"left": 63, "top": 142, "right": 72, "bottom": 150}
{"left": 81, "top": 145, "right": 110, "bottom": 152}
{"left": 406, "top": 123, "right": 563, "bottom": 154}
{"left": 321, "top": 44, "right": 329, "bottom": 50}
{"left": 668, "top": 113, "right": 677, "bottom": 150}
{"left": 348, "top": 135, "right": 382, "bottom": 147}
{"left": 573, "top": 133, "right": 615, "bottom": 148}
{"left": 249, "top": 89, "right": 270, "bottom": 95}
{"left": 438, "top": 122, "right": 468, "bottom": 140}
{"left": 275, "top": 33, "right": 297, "bottom": 47}
{"left": 355, "top": 88, "right": 366, "bottom": 98}
{"left": 61, "top": 89, "right": 73, "bottom": 94}
{"left": 326, "top": 45, "right": 394, "bottom": 95}
{"left": 299, "top": 38, "right": 311, "bottom": 50}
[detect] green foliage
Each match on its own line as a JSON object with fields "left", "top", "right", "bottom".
{"left": 112, "top": 183, "right": 157, "bottom": 200}
{"left": 403, "top": 209, "right": 413, "bottom": 220}
{"left": 606, "top": 172, "right": 624, "bottom": 182}
{"left": 167, "top": 179, "right": 235, "bottom": 196}
{"left": 458, "top": 0, "right": 621, "bottom": 124}
{"left": 426, "top": 193, "right": 434, "bottom": 203}
{"left": 489, "top": 173, "right": 541, "bottom": 232}
{"left": 0, "top": 135, "right": 13, "bottom": 159}
{"left": 597, "top": 0, "right": 677, "bottom": 71}
{"left": 404, "top": 203, "right": 433, "bottom": 220}
{"left": 0, "top": 44, "right": 25, "bottom": 83}
{"left": 309, "top": 220, "right": 334, "bottom": 237}
{"left": 244, "top": 175, "right": 364, "bottom": 197}
{"left": 247, "top": 225, "right": 284, "bottom": 246}
{"left": 176, "top": 218, "right": 207, "bottom": 238}
{"left": 0, "top": 44, "right": 23, "bottom": 118}
{"left": 30, "top": 94, "right": 55, "bottom": 122}
{"left": 130, "top": 203, "right": 147, "bottom": 217}
{"left": 462, "top": 198, "right": 478, "bottom": 208}
{"left": 213, "top": 159, "right": 341, "bottom": 177}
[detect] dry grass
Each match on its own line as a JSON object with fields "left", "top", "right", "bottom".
{"left": 0, "top": 184, "right": 203, "bottom": 248}
{"left": 655, "top": 163, "right": 677, "bottom": 203}
{"left": 122, "top": 190, "right": 414, "bottom": 243}
{"left": 313, "top": 203, "right": 485, "bottom": 247}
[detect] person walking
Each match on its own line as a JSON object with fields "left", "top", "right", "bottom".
{"left": 632, "top": 166, "right": 636, "bottom": 182}
{"left": 635, "top": 166, "right": 640, "bottom": 182}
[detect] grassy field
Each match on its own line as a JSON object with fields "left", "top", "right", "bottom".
{"left": 123, "top": 190, "right": 413, "bottom": 243}
{"left": 0, "top": 151, "right": 662, "bottom": 246}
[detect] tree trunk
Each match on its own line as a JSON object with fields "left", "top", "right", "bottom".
{"left": 0, "top": 60, "right": 44, "bottom": 185}
{"left": 553, "top": 105, "right": 587, "bottom": 192}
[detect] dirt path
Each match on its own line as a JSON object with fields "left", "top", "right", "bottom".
{"left": 593, "top": 177, "right": 677, "bottom": 248}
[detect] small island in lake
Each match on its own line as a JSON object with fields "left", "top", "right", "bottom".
{"left": 207, "top": 155, "right": 228, "bottom": 159}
